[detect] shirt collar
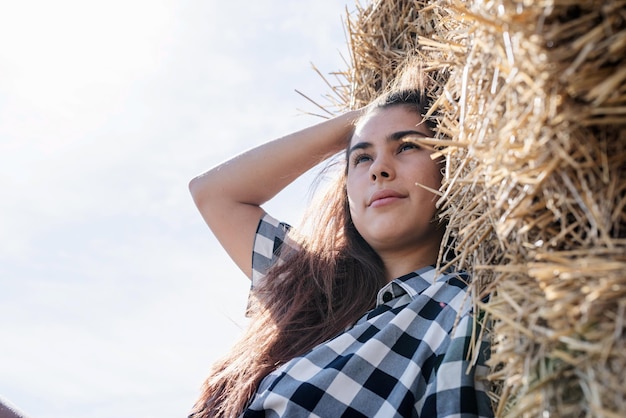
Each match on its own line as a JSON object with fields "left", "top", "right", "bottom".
{"left": 374, "top": 265, "right": 448, "bottom": 307}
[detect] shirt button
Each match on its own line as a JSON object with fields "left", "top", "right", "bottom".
{"left": 382, "top": 292, "right": 393, "bottom": 303}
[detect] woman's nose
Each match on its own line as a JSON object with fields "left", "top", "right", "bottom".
{"left": 370, "top": 158, "right": 394, "bottom": 181}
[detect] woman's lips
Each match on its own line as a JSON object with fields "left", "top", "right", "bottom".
{"left": 368, "top": 189, "right": 405, "bottom": 207}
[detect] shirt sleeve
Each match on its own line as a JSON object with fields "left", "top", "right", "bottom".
{"left": 420, "top": 312, "right": 494, "bottom": 417}
{"left": 250, "top": 213, "right": 293, "bottom": 288}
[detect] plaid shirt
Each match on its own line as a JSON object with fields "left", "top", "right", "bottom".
{"left": 245, "top": 214, "right": 493, "bottom": 417}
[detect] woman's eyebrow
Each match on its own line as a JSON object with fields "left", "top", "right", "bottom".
{"left": 348, "top": 141, "right": 371, "bottom": 156}
{"left": 390, "top": 130, "right": 430, "bottom": 141}
{"left": 348, "top": 130, "right": 429, "bottom": 156}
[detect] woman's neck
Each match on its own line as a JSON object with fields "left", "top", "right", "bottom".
{"left": 379, "top": 234, "right": 444, "bottom": 282}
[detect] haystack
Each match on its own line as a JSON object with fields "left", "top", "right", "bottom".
{"left": 319, "top": 0, "right": 626, "bottom": 416}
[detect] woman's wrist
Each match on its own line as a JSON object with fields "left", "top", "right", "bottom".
{"left": 328, "top": 109, "right": 362, "bottom": 151}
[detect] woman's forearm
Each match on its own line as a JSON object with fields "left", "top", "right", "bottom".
{"left": 190, "top": 110, "right": 359, "bottom": 210}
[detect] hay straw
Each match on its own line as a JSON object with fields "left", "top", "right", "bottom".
{"left": 312, "top": 0, "right": 626, "bottom": 416}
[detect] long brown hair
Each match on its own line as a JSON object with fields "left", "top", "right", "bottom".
{"left": 190, "top": 65, "right": 439, "bottom": 418}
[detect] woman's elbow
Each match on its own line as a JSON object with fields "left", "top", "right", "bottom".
{"left": 188, "top": 173, "right": 212, "bottom": 208}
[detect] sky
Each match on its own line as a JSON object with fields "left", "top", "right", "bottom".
{"left": 0, "top": 1, "right": 351, "bottom": 416}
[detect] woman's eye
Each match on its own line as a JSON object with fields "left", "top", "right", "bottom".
{"left": 352, "top": 153, "right": 372, "bottom": 166}
{"left": 399, "top": 142, "right": 419, "bottom": 152}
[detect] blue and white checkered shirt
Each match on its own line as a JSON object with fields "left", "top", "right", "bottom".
{"left": 245, "top": 214, "right": 493, "bottom": 417}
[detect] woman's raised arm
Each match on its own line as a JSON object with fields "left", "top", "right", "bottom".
{"left": 189, "top": 110, "right": 360, "bottom": 278}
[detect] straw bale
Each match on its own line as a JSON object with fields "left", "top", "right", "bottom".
{"left": 316, "top": 0, "right": 626, "bottom": 416}
{"left": 431, "top": 2, "right": 626, "bottom": 416}
{"left": 315, "top": 0, "right": 458, "bottom": 114}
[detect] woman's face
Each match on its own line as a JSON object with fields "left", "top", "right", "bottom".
{"left": 346, "top": 105, "right": 443, "bottom": 256}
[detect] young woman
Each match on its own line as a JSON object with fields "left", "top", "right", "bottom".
{"left": 188, "top": 67, "right": 492, "bottom": 417}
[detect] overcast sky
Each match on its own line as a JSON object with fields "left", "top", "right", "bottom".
{"left": 0, "top": 1, "right": 351, "bottom": 416}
